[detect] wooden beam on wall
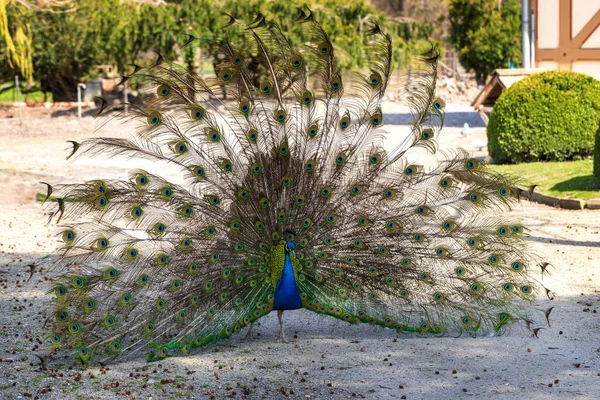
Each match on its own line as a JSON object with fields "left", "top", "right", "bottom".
{"left": 572, "top": 9, "right": 600, "bottom": 48}
{"left": 558, "top": 0, "right": 572, "bottom": 70}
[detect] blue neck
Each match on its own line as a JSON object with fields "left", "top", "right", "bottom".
{"left": 273, "top": 254, "right": 301, "bottom": 310}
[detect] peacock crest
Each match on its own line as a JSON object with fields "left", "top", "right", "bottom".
{"left": 43, "top": 10, "right": 547, "bottom": 366}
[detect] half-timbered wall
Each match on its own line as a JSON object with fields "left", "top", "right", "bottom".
{"left": 534, "top": 0, "right": 600, "bottom": 79}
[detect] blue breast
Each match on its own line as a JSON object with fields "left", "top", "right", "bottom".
{"left": 273, "top": 254, "right": 301, "bottom": 310}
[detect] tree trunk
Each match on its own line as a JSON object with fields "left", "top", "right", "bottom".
{"left": 475, "top": 73, "right": 486, "bottom": 86}
{"left": 24, "top": 80, "right": 31, "bottom": 102}
{"left": 44, "top": 75, "right": 79, "bottom": 102}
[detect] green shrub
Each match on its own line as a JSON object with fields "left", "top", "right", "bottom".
{"left": 487, "top": 70, "right": 600, "bottom": 164}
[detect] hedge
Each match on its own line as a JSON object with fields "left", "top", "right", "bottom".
{"left": 487, "top": 70, "right": 600, "bottom": 164}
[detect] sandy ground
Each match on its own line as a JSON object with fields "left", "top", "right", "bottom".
{"left": 0, "top": 108, "right": 599, "bottom": 400}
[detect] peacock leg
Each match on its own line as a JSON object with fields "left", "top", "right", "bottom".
{"left": 244, "top": 322, "right": 254, "bottom": 340}
{"left": 276, "top": 310, "right": 289, "bottom": 343}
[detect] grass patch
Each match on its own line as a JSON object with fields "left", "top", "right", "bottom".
{"left": 488, "top": 159, "right": 600, "bottom": 201}
{"left": 0, "top": 87, "right": 51, "bottom": 103}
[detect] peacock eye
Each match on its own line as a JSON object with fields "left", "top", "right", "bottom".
{"left": 157, "top": 85, "right": 170, "bottom": 97}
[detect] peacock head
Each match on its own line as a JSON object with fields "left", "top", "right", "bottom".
{"left": 283, "top": 228, "right": 296, "bottom": 254}
{"left": 285, "top": 240, "right": 295, "bottom": 253}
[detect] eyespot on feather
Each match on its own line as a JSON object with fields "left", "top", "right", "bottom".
{"left": 190, "top": 106, "right": 205, "bottom": 121}
{"left": 157, "top": 84, "right": 171, "bottom": 98}
{"left": 219, "top": 158, "right": 233, "bottom": 173}
{"left": 219, "top": 69, "right": 233, "bottom": 82}
{"left": 246, "top": 128, "right": 258, "bottom": 143}
{"left": 304, "top": 159, "right": 315, "bottom": 173}
{"left": 370, "top": 109, "right": 383, "bottom": 126}
{"left": 62, "top": 230, "right": 76, "bottom": 244}
{"left": 190, "top": 165, "right": 206, "bottom": 180}
{"left": 290, "top": 53, "right": 304, "bottom": 68}
{"left": 330, "top": 75, "right": 342, "bottom": 91}
{"left": 205, "top": 128, "right": 221, "bottom": 142}
{"left": 170, "top": 140, "right": 188, "bottom": 155}
{"left": 339, "top": 114, "right": 351, "bottom": 130}
{"left": 368, "top": 72, "right": 382, "bottom": 87}
{"left": 260, "top": 80, "right": 273, "bottom": 95}
{"left": 147, "top": 112, "right": 161, "bottom": 126}
{"left": 300, "top": 90, "right": 314, "bottom": 106}
{"left": 421, "top": 128, "right": 434, "bottom": 140}
{"left": 432, "top": 97, "right": 445, "bottom": 111}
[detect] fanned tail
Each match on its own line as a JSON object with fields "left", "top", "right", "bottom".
{"left": 44, "top": 11, "right": 548, "bottom": 366}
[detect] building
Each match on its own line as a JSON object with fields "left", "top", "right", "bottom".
{"left": 534, "top": 0, "right": 600, "bottom": 80}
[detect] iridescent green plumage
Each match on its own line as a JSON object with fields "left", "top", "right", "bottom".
{"left": 43, "top": 10, "right": 549, "bottom": 365}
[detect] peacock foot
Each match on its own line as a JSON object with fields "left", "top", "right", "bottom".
{"left": 243, "top": 324, "right": 254, "bottom": 341}
{"left": 276, "top": 334, "right": 289, "bottom": 343}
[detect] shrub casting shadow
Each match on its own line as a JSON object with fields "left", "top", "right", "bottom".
{"left": 550, "top": 175, "right": 600, "bottom": 193}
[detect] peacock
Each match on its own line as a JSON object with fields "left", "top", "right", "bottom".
{"left": 42, "top": 10, "right": 549, "bottom": 366}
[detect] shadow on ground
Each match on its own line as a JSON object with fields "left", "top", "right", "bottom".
{"left": 385, "top": 111, "right": 485, "bottom": 128}
{"left": 550, "top": 175, "right": 600, "bottom": 193}
{"left": 0, "top": 249, "right": 598, "bottom": 400}
{"left": 528, "top": 235, "right": 600, "bottom": 247}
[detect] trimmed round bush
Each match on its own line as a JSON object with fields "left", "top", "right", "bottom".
{"left": 487, "top": 70, "right": 600, "bottom": 163}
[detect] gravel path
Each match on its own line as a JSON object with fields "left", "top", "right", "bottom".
{"left": 0, "top": 112, "right": 598, "bottom": 400}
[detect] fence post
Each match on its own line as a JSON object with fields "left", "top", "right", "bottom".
{"left": 15, "top": 75, "right": 22, "bottom": 125}
{"left": 530, "top": 9, "right": 536, "bottom": 68}
{"left": 124, "top": 78, "right": 129, "bottom": 115}
{"left": 77, "top": 83, "right": 86, "bottom": 119}
{"left": 522, "top": 0, "right": 531, "bottom": 68}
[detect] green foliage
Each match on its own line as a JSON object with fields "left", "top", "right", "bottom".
{"left": 174, "top": 0, "right": 437, "bottom": 71}
{"left": 0, "top": 1, "right": 33, "bottom": 82}
{"left": 448, "top": 0, "right": 521, "bottom": 84}
{"left": 487, "top": 71, "right": 600, "bottom": 164}
{"left": 2, "top": 0, "right": 437, "bottom": 101}
{"left": 27, "top": 0, "right": 178, "bottom": 101}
